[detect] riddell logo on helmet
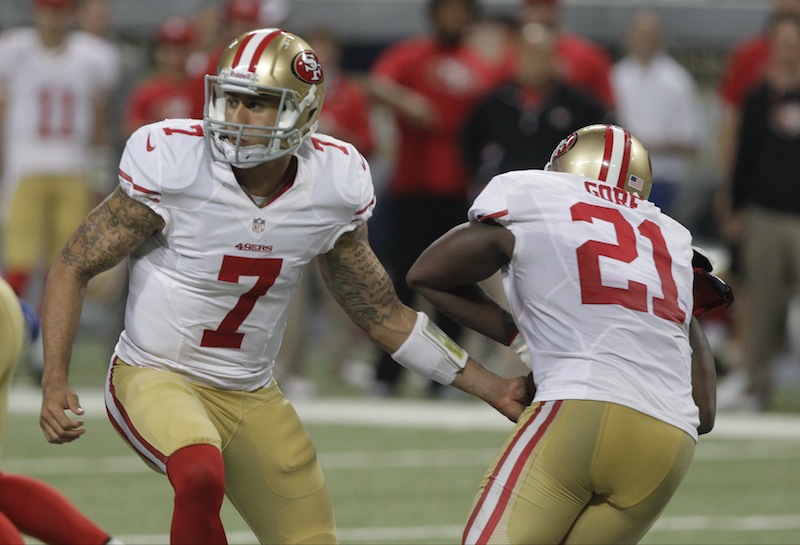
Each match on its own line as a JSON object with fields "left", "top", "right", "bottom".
{"left": 222, "top": 68, "right": 257, "bottom": 82}
{"left": 292, "top": 51, "right": 323, "bottom": 84}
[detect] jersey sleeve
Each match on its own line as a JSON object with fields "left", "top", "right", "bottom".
{"left": 345, "top": 150, "right": 376, "bottom": 226}
{"left": 117, "top": 125, "right": 169, "bottom": 223}
{"left": 313, "top": 135, "right": 376, "bottom": 253}
{"left": 468, "top": 175, "right": 512, "bottom": 224}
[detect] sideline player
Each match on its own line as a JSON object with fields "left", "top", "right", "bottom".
{"left": 0, "top": 277, "right": 120, "bottom": 545}
{"left": 407, "top": 124, "right": 722, "bottom": 544}
{"left": 0, "top": 0, "right": 120, "bottom": 379}
{"left": 38, "top": 29, "right": 531, "bottom": 544}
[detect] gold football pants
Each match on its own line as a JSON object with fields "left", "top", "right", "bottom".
{"left": 0, "top": 278, "right": 24, "bottom": 449}
{"left": 105, "top": 358, "right": 336, "bottom": 544}
{"left": 463, "top": 399, "right": 695, "bottom": 544}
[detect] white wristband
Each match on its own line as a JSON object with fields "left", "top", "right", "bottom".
{"left": 391, "top": 312, "right": 468, "bottom": 385}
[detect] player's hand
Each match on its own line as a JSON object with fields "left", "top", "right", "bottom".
{"left": 40, "top": 381, "right": 86, "bottom": 444}
{"left": 452, "top": 360, "right": 535, "bottom": 422}
{"left": 493, "top": 374, "right": 536, "bottom": 423}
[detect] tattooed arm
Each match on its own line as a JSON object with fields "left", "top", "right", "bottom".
{"left": 40, "top": 186, "right": 164, "bottom": 444}
{"left": 317, "top": 222, "right": 418, "bottom": 353}
{"left": 318, "top": 223, "right": 533, "bottom": 422}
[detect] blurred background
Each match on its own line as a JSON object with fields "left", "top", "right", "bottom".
{"left": 4, "top": 0, "right": 800, "bottom": 404}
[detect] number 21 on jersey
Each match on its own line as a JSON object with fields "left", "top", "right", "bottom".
{"left": 571, "top": 202, "right": 686, "bottom": 324}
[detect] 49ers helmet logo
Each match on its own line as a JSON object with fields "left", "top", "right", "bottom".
{"left": 552, "top": 132, "right": 577, "bottom": 160}
{"left": 292, "top": 51, "right": 323, "bottom": 84}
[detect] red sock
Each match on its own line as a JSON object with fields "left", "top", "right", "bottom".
{"left": 2, "top": 270, "right": 30, "bottom": 298}
{"left": 0, "top": 472, "right": 110, "bottom": 545}
{"left": 0, "top": 511, "right": 24, "bottom": 545}
{"left": 167, "top": 444, "right": 227, "bottom": 545}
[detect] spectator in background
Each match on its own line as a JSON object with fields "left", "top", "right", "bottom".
{"left": 713, "top": 0, "right": 800, "bottom": 408}
{"left": 78, "top": 0, "right": 112, "bottom": 38}
{"left": 124, "top": 16, "right": 199, "bottom": 137}
{"left": 467, "top": 12, "right": 519, "bottom": 69}
{"left": 0, "top": 0, "right": 120, "bottom": 378}
{"left": 366, "top": 0, "right": 500, "bottom": 397}
{"left": 518, "top": 0, "right": 615, "bottom": 108}
{"left": 186, "top": 2, "right": 225, "bottom": 80}
{"left": 462, "top": 21, "right": 610, "bottom": 190}
{"left": 716, "top": 0, "right": 800, "bottom": 186}
{"left": 726, "top": 12, "right": 800, "bottom": 412}
{"left": 611, "top": 8, "right": 701, "bottom": 218}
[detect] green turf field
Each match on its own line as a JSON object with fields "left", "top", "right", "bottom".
{"left": 7, "top": 336, "right": 800, "bottom": 544}
{"left": 6, "top": 384, "right": 800, "bottom": 545}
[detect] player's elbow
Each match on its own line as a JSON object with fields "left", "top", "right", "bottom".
{"left": 697, "top": 405, "right": 715, "bottom": 435}
{"left": 406, "top": 261, "right": 434, "bottom": 296}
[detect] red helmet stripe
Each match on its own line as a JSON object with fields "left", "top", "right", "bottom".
{"left": 598, "top": 125, "right": 633, "bottom": 190}
{"left": 231, "top": 32, "right": 256, "bottom": 68}
{"left": 249, "top": 30, "right": 282, "bottom": 72}
{"left": 598, "top": 125, "right": 614, "bottom": 183}
{"left": 617, "top": 128, "right": 633, "bottom": 190}
{"left": 230, "top": 30, "right": 283, "bottom": 72}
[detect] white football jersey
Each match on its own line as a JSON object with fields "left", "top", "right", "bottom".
{"left": 470, "top": 170, "right": 699, "bottom": 439}
{"left": 0, "top": 28, "right": 120, "bottom": 178}
{"left": 114, "top": 119, "right": 375, "bottom": 390}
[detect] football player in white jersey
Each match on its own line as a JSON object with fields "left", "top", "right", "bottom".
{"left": 0, "top": 0, "right": 120, "bottom": 377}
{"left": 37, "top": 29, "right": 533, "bottom": 544}
{"left": 407, "top": 124, "right": 722, "bottom": 544}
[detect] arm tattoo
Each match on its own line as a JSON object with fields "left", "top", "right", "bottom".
{"left": 321, "top": 224, "right": 399, "bottom": 331}
{"left": 60, "top": 186, "right": 164, "bottom": 280}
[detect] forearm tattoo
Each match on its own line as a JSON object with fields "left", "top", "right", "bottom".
{"left": 59, "top": 186, "right": 162, "bottom": 280}
{"left": 322, "top": 226, "right": 399, "bottom": 331}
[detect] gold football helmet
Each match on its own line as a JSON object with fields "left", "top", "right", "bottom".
{"left": 204, "top": 28, "right": 325, "bottom": 167}
{"left": 545, "top": 124, "right": 653, "bottom": 199}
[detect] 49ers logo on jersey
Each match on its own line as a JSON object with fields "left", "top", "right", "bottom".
{"left": 552, "top": 132, "right": 577, "bottom": 160}
{"left": 292, "top": 51, "right": 323, "bottom": 84}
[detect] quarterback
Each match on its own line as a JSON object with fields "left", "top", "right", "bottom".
{"left": 408, "top": 124, "right": 722, "bottom": 544}
{"left": 38, "top": 29, "right": 531, "bottom": 544}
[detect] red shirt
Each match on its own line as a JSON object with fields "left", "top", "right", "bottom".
{"left": 718, "top": 34, "right": 770, "bottom": 109}
{"left": 555, "top": 33, "right": 615, "bottom": 109}
{"left": 318, "top": 74, "right": 375, "bottom": 157}
{"left": 371, "top": 37, "right": 499, "bottom": 198}
{"left": 126, "top": 76, "right": 201, "bottom": 134}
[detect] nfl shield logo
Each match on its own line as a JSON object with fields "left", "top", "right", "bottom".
{"left": 252, "top": 218, "right": 265, "bottom": 233}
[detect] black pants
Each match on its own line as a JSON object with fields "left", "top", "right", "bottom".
{"left": 372, "top": 194, "right": 468, "bottom": 394}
